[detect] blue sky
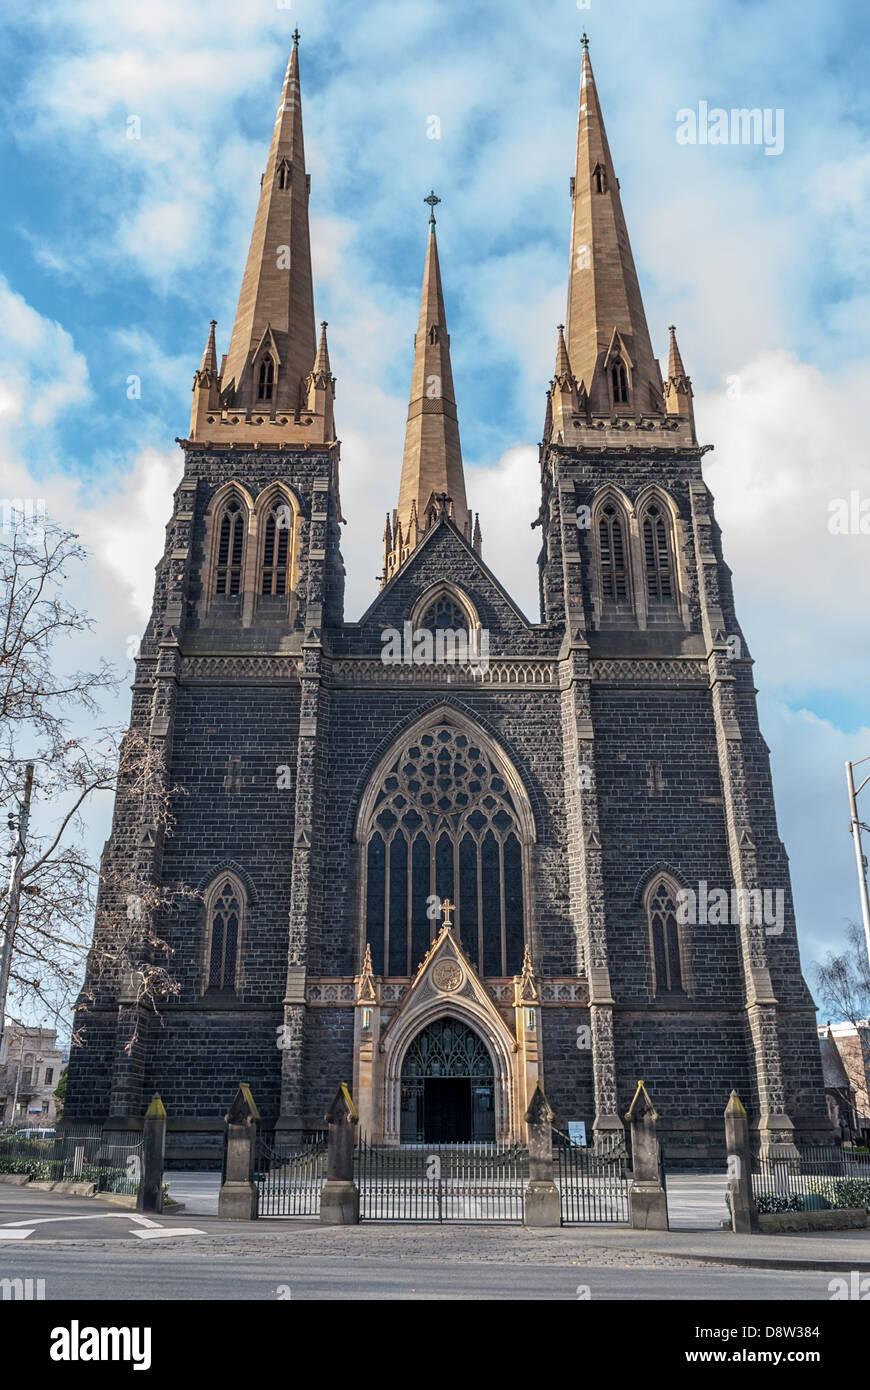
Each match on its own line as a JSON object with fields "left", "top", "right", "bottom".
{"left": 1, "top": 0, "right": 869, "bottom": 1001}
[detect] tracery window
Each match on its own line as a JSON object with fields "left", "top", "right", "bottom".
{"left": 598, "top": 502, "right": 629, "bottom": 602}
{"left": 402, "top": 1018, "right": 493, "bottom": 1079}
{"left": 362, "top": 723, "right": 527, "bottom": 978}
{"left": 418, "top": 594, "right": 468, "bottom": 631}
{"left": 215, "top": 499, "right": 245, "bottom": 595}
{"left": 647, "top": 878, "right": 683, "bottom": 995}
{"left": 641, "top": 502, "right": 675, "bottom": 604}
{"left": 593, "top": 162, "right": 607, "bottom": 194}
{"left": 204, "top": 876, "right": 244, "bottom": 992}
{"left": 260, "top": 504, "right": 291, "bottom": 595}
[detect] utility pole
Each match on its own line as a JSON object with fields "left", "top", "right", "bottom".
{"left": 0, "top": 763, "right": 34, "bottom": 1060}
{"left": 845, "top": 757, "right": 870, "bottom": 974}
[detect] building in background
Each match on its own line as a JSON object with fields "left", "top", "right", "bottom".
{"left": 0, "top": 1023, "right": 65, "bottom": 1128}
{"left": 819, "top": 1021, "right": 870, "bottom": 1144}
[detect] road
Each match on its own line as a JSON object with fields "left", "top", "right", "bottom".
{"left": 1, "top": 1181, "right": 867, "bottom": 1302}
{"left": 0, "top": 1242, "right": 845, "bottom": 1300}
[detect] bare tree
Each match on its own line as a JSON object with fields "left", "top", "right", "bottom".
{"left": 812, "top": 922, "right": 870, "bottom": 1137}
{"left": 0, "top": 515, "right": 189, "bottom": 1045}
{"left": 813, "top": 922, "right": 870, "bottom": 1025}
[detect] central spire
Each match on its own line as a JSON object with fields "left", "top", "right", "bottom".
{"left": 220, "top": 33, "right": 317, "bottom": 415}
{"left": 384, "top": 196, "right": 476, "bottom": 585}
{"left": 565, "top": 37, "right": 663, "bottom": 416}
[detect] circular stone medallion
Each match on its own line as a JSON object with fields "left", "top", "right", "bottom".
{"left": 432, "top": 959, "right": 463, "bottom": 992}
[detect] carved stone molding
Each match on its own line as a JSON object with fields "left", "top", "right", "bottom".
{"left": 327, "top": 659, "right": 555, "bottom": 687}
{"left": 590, "top": 658, "right": 707, "bottom": 684}
{"left": 180, "top": 656, "right": 302, "bottom": 681}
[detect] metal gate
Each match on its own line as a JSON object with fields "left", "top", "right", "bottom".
{"left": 357, "top": 1139, "right": 528, "bottom": 1222}
{"left": 254, "top": 1133, "right": 327, "bottom": 1218}
{"left": 554, "top": 1134, "right": 631, "bottom": 1224}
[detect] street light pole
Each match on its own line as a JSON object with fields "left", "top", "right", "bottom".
{"left": 845, "top": 757, "right": 870, "bottom": 974}
{"left": 0, "top": 763, "right": 34, "bottom": 1060}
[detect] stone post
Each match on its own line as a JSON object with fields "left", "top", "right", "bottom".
{"left": 523, "top": 1081, "right": 561, "bottom": 1227}
{"left": 625, "top": 1080, "right": 669, "bottom": 1230}
{"left": 320, "top": 1083, "right": 360, "bottom": 1225}
{"left": 136, "top": 1093, "right": 167, "bottom": 1214}
{"left": 218, "top": 1084, "right": 260, "bottom": 1220}
{"left": 725, "top": 1090, "right": 759, "bottom": 1234}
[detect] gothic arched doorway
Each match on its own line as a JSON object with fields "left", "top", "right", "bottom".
{"left": 400, "top": 1017, "right": 496, "bottom": 1143}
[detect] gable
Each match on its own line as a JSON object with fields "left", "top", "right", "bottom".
{"left": 346, "top": 519, "right": 549, "bottom": 657}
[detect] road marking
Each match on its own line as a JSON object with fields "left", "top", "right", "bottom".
{"left": 0, "top": 1213, "right": 201, "bottom": 1241}
{"left": 2, "top": 1213, "right": 141, "bottom": 1228}
{"left": 131, "top": 1227, "right": 205, "bottom": 1240}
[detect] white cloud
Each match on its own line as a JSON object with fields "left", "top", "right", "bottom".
{"left": 698, "top": 350, "right": 870, "bottom": 700}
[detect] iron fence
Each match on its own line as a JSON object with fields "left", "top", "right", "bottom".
{"left": 553, "top": 1130, "right": 631, "bottom": 1224}
{"left": 751, "top": 1143, "right": 870, "bottom": 1213}
{"left": 357, "top": 1138, "right": 528, "bottom": 1222}
{"left": 254, "top": 1133, "right": 327, "bottom": 1218}
{"left": 0, "top": 1125, "right": 143, "bottom": 1195}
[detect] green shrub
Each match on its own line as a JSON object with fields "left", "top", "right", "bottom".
{"left": 755, "top": 1193, "right": 803, "bottom": 1214}
{"left": 808, "top": 1177, "right": 870, "bottom": 1210}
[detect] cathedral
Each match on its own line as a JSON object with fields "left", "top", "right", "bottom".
{"left": 66, "top": 33, "right": 831, "bottom": 1164}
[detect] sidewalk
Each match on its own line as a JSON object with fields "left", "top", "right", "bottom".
{"left": 145, "top": 1209, "right": 870, "bottom": 1272}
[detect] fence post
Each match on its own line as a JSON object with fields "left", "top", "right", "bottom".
{"left": 626, "top": 1080, "right": 669, "bottom": 1230}
{"left": 320, "top": 1083, "right": 360, "bottom": 1225}
{"left": 136, "top": 1093, "right": 167, "bottom": 1214}
{"left": 725, "top": 1090, "right": 759, "bottom": 1234}
{"left": 218, "top": 1084, "right": 260, "bottom": 1220}
{"left": 523, "top": 1081, "right": 561, "bottom": 1227}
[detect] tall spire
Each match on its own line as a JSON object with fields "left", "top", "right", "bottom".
{"left": 566, "top": 36, "right": 663, "bottom": 416}
{"left": 197, "top": 320, "right": 218, "bottom": 379}
{"left": 384, "top": 195, "right": 470, "bottom": 584}
{"left": 548, "top": 323, "right": 581, "bottom": 441}
{"left": 664, "top": 324, "right": 695, "bottom": 432}
{"left": 220, "top": 33, "right": 317, "bottom": 414}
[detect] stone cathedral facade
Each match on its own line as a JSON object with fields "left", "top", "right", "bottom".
{"left": 66, "top": 35, "right": 831, "bottom": 1164}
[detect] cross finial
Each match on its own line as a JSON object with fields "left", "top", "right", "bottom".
{"left": 424, "top": 190, "right": 441, "bottom": 226}
{"left": 581, "top": 32, "right": 589, "bottom": 52}
{"left": 440, "top": 898, "right": 455, "bottom": 928}
{"left": 292, "top": 27, "right": 300, "bottom": 48}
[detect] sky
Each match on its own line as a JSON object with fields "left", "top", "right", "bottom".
{"left": 1, "top": 0, "right": 869, "bottom": 1012}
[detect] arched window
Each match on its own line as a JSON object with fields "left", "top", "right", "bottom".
{"left": 215, "top": 499, "right": 245, "bottom": 596}
{"left": 641, "top": 502, "right": 675, "bottom": 604}
{"left": 597, "top": 502, "right": 629, "bottom": 602}
{"left": 611, "top": 357, "right": 629, "bottom": 404}
{"left": 360, "top": 721, "right": 530, "bottom": 978}
{"left": 257, "top": 355, "right": 274, "bottom": 401}
{"left": 276, "top": 159, "right": 290, "bottom": 190}
{"left": 203, "top": 876, "right": 245, "bottom": 993}
{"left": 260, "top": 503, "right": 292, "bottom": 596}
{"left": 646, "top": 877, "right": 684, "bottom": 995}
{"left": 593, "top": 162, "right": 607, "bottom": 194}
{"left": 419, "top": 594, "right": 468, "bottom": 631}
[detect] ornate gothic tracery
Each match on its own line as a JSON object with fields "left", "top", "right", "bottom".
{"left": 359, "top": 720, "right": 530, "bottom": 977}
{"left": 203, "top": 873, "right": 245, "bottom": 993}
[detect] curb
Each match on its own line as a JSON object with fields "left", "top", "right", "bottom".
{"left": 632, "top": 1248, "right": 870, "bottom": 1274}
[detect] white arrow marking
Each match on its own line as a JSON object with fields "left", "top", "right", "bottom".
{"left": 131, "top": 1227, "right": 205, "bottom": 1240}
{"left": 0, "top": 1229, "right": 33, "bottom": 1240}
